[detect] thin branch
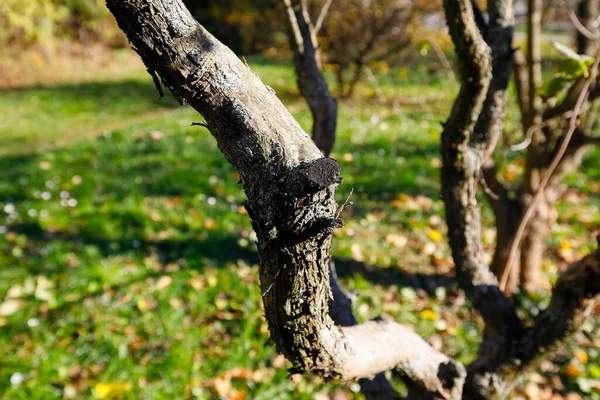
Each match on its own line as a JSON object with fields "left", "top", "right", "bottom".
{"left": 283, "top": 0, "right": 304, "bottom": 50}
{"left": 314, "top": 0, "right": 333, "bottom": 35}
{"left": 430, "top": 39, "right": 456, "bottom": 82}
{"left": 570, "top": 11, "right": 600, "bottom": 41}
{"left": 510, "top": 110, "right": 574, "bottom": 151}
{"left": 584, "top": 134, "right": 600, "bottom": 144}
{"left": 500, "top": 50, "right": 600, "bottom": 291}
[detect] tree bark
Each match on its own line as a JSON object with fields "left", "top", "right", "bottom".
{"left": 442, "top": 0, "right": 523, "bottom": 343}
{"left": 105, "top": 2, "right": 600, "bottom": 399}
{"left": 284, "top": 0, "right": 337, "bottom": 156}
{"left": 467, "top": 247, "right": 600, "bottom": 399}
{"left": 106, "top": 1, "right": 466, "bottom": 398}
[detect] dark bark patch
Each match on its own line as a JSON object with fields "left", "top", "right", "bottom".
{"left": 438, "top": 361, "right": 463, "bottom": 390}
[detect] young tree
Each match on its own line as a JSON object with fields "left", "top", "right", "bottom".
{"left": 106, "top": 0, "right": 600, "bottom": 398}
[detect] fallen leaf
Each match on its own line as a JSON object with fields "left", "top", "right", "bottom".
{"left": 272, "top": 354, "right": 287, "bottom": 368}
{"left": 420, "top": 309, "right": 438, "bottom": 320}
{"left": 422, "top": 242, "right": 437, "bottom": 255}
{"left": 386, "top": 233, "right": 408, "bottom": 249}
{"left": 94, "top": 382, "right": 133, "bottom": 399}
{"left": 228, "top": 390, "right": 246, "bottom": 400}
{"left": 0, "top": 299, "right": 24, "bottom": 316}
{"left": 574, "top": 348, "right": 588, "bottom": 365}
{"left": 351, "top": 244, "right": 364, "bottom": 262}
{"left": 212, "top": 376, "right": 231, "bottom": 397}
{"left": 188, "top": 278, "right": 204, "bottom": 290}
{"left": 155, "top": 276, "right": 172, "bottom": 291}
{"left": 136, "top": 298, "right": 158, "bottom": 311}
{"left": 428, "top": 229, "right": 443, "bottom": 242}
{"left": 35, "top": 276, "right": 56, "bottom": 304}
{"left": 565, "top": 364, "right": 584, "bottom": 378}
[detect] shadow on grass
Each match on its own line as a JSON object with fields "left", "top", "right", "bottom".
{"left": 9, "top": 222, "right": 257, "bottom": 268}
{"left": 334, "top": 258, "right": 455, "bottom": 293}
{"left": 1, "top": 79, "right": 179, "bottom": 109}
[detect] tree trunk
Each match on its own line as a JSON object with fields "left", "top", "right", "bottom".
{"left": 576, "top": 0, "right": 600, "bottom": 55}
{"left": 490, "top": 196, "right": 522, "bottom": 293}
{"left": 490, "top": 191, "right": 554, "bottom": 293}
{"left": 105, "top": 1, "right": 600, "bottom": 399}
{"left": 284, "top": 0, "right": 337, "bottom": 156}
{"left": 519, "top": 195, "right": 552, "bottom": 291}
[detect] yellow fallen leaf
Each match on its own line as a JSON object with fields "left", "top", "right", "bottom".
{"left": 428, "top": 229, "right": 443, "bottom": 242}
{"left": 574, "top": 348, "right": 588, "bottom": 365}
{"left": 136, "top": 298, "right": 158, "bottom": 311}
{"left": 94, "top": 382, "right": 133, "bottom": 399}
{"left": 565, "top": 364, "right": 584, "bottom": 378}
{"left": 559, "top": 240, "right": 571, "bottom": 250}
{"left": 420, "top": 309, "right": 438, "bottom": 320}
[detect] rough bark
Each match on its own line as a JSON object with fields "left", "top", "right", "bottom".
{"left": 442, "top": 0, "right": 523, "bottom": 344}
{"left": 284, "top": 0, "right": 337, "bottom": 156}
{"left": 328, "top": 263, "right": 397, "bottom": 399}
{"left": 106, "top": 1, "right": 600, "bottom": 399}
{"left": 106, "top": 1, "right": 466, "bottom": 397}
{"left": 285, "top": 2, "right": 393, "bottom": 395}
{"left": 467, "top": 247, "right": 600, "bottom": 400}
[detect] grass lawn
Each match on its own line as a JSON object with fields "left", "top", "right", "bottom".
{"left": 1, "top": 52, "right": 599, "bottom": 399}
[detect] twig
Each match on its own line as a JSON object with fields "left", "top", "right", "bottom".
{"left": 364, "top": 67, "right": 385, "bottom": 101}
{"left": 570, "top": 11, "right": 600, "bottom": 41}
{"left": 479, "top": 176, "right": 499, "bottom": 200}
{"left": 336, "top": 188, "right": 354, "bottom": 218}
{"left": 510, "top": 111, "right": 574, "bottom": 151}
{"left": 314, "top": 0, "right": 333, "bottom": 35}
{"left": 282, "top": 0, "right": 304, "bottom": 50}
{"left": 430, "top": 39, "right": 456, "bottom": 82}
{"left": 500, "top": 49, "right": 600, "bottom": 291}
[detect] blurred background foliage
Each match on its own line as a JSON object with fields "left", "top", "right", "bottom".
{"left": 0, "top": 0, "right": 445, "bottom": 94}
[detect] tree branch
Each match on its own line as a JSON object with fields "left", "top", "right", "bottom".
{"left": 467, "top": 246, "right": 600, "bottom": 399}
{"left": 106, "top": 0, "right": 465, "bottom": 397}
{"left": 314, "top": 0, "right": 333, "bottom": 35}
{"left": 328, "top": 263, "right": 397, "bottom": 399}
{"left": 283, "top": 0, "right": 337, "bottom": 156}
{"left": 500, "top": 50, "right": 600, "bottom": 291}
{"left": 442, "top": 0, "right": 523, "bottom": 341}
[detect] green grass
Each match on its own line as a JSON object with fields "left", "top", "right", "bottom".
{"left": 1, "top": 54, "right": 599, "bottom": 399}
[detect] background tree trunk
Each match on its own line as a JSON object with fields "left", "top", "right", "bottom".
{"left": 284, "top": 0, "right": 337, "bottom": 156}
